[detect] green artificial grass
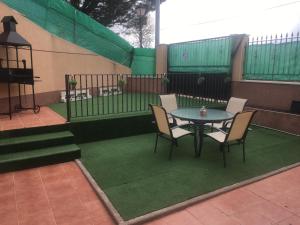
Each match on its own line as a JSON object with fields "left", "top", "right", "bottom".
{"left": 49, "top": 93, "right": 225, "bottom": 121}
{"left": 80, "top": 126, "right": 300, "bottom": 220}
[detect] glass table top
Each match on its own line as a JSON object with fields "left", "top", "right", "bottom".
{"left": 170, "top": 108, "right": 234, "bottom": 123}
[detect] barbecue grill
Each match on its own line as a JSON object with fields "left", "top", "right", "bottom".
{"left": 0, "top": 16, "right": 40, "bottom": 119}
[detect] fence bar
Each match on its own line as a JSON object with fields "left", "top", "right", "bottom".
{"left": 65, "top": 73, "right": 231, "bottom": 121}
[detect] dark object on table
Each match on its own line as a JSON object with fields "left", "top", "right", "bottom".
{"left": 0, "top": 16, "right": 40, "bottom": 119}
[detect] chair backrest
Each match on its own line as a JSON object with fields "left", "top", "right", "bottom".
{"left": 149, "top": 104, "right": 172, "bottom": 137}
{"left": 226, "top": 111, "right": 256, "bottom": 142}
{"left": 226, "top": 97, "right": 248, "bottom": 115}
{"left": 159, "top": 94, "right": 178, "bottom": 114}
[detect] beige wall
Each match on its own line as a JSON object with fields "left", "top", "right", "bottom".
{"left": 0, "top": 2, "right": 131, "bottom": 99}
{"left": 156, "top": 44, "right": 168, "bottom": 74}
{"left": 231, "top": 35, "right": 248, "bottom": 82}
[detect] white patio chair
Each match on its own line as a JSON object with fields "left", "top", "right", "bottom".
{"left": 159, "top": 94, "right": 191, "bottom": 127}
{"left": 206, "top": 110, "right": 256, "bottom": 167}
{"left": 149, "top": 104, "right": 194, "bottom": 159}
{"left": 208, "top": 97, "right": 248, "bottom": 130}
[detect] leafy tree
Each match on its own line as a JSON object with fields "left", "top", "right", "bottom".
{"left": 113, "top": 15, "right": 154, "bottom": 48}
{"left": 66, "top": 0, "right": 165, "bottom": 27}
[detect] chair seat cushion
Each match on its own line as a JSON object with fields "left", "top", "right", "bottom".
{"left": 206, "top": 121, "right": 232, "bottom": 129}
{"left": 171, "top": 127, "right": 192, "bottom": 139}
{"left": 175, "top": 118, "right": 191, "bottom": 127}
{"left": 168, "top": 117, "right": 191, "bottom": 127}
{"left": 206, "top": 131, "right": 226, "bottom": 143}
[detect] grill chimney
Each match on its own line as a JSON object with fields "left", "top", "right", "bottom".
{"left": 2, "top": 16, "right": 17, "bottom": 32}
{"left": 0, "top": 16, "right": 30, "bottom": 46}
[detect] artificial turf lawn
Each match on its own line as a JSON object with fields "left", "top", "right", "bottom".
{"left": 80, "top": 126, "right": 300, "bottom": 220}
{"left": 49, "top": 93, "right": 225, "bottom": 121}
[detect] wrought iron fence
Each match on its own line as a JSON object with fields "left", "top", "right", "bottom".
{"left": 244, "top": 32, "right": 300, "bottom": 81}
{"left": 65, "top": 73, "right": 231, "bottom": 121}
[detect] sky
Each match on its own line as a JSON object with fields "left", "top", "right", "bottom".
{"left": 157, "top": 0, "right": 300, "bottom": 44}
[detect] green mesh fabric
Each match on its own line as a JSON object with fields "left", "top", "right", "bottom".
{"left": 244, "top": 42, "right": 300, "bottom": 81}
{"left": 1, "top": 0, "right": 134, "bottom": 67}
{"left": 131, "top": 48, "right": 156, "bottom": 76}
{"left": 168, "top": 36, "right": 233, "bottom": 74}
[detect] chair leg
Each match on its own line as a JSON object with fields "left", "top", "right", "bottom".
{"left": 175, "top": 140, "right": 178, "bottom": 147}
{"left": 154, "top": 133, "right": 159, "bottom": 153}
{"left": 169, "top": 141, "right": 174, "bottom": 160}
{"left": 242, "top": 140, "right": 246, "bottom": 163}
{"left": 220, "top": 144, "right": 226, "bottom": 168}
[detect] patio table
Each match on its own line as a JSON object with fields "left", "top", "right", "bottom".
{"left": 170, "top": 108, "right": 234, "bottom": 157}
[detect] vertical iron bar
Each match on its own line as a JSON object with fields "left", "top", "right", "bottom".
{"left": 117, "top": 74, "right": 119, "bottom": 114}
{"left": 101, "top": 75, "right": 104, "bottom": 115}
{"left": 96, "top": 75, "right": 100, "bottom": 115}
{"left": 139, "top": 74, "right": 142, "bottom": 112}
{"left": 85, "top": 75, "right": 88, "bottom": 116}
{"left": 111, "top": 74, "right": 115, "bottom": 114}
{"left": 65, "top": 74, "right": 71, "bottom": 122}
{"left": 80, "top": 75, "right": 83, "bottom": 117}
{"left": 272, "top": 34, "right": 277, "bottom": 78}
{"left": 287, "top": 33, "right": 293, "bottom": 78}
{"left": 74, "top": 75, "right": 77, "bottom": 117}
{"left": 91, "top": 74, "right": 94, "bottom": 115}
{"left": 294, "top": 32, "right": 299, "bottom": 77}
{"left": 16, "top": 47, "right": 19, "bottom": 68}
{"left": 106, "top": 74, "right": 109, "bottom": 115}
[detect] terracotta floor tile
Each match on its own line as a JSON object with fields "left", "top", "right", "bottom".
{"left": 0, "top": 107, "right": 65, "bottom": 131}
{"left": 209, "top": 188, "right": 263, "bottom": 215}
{"left": 269, "top": 190, "right": 300, "bottom": 216}
{"left": 0, "top": 192, "right": 17, "bottom": 214}
{"left": 39, "top": 164, "right": 67, "bottom": 180}
{"left": 246, "top": 172, "right": 300, "bottom": 200}
{"left": 17, "top": 198, "right": 51, "bottom": 218}
{"left": 89, "top": 216, "right": 115, "bottom": 225}
{"left": 19, "top": 210, "right": 56, "bottom": 225}
{"left": 0, "top": 210, "right": 19, "bottom": 225}
{"left": 51, "top": 201, "right": 90, "bottom": 225}
{"left": 275, "top": 216, "right": 300, "bottom": 225}
{"left": 75, "top": 185, "right": 98, "bottom": 203}
{"left": 60, "top": 219, "right": 93, "bottom": 225}
{"left": 64, "top": 163, "right": 85, "bottom": 180}
{"left": 44, "top": 181, "right": 76, "bottom": 201}
{"left": 84, "top": 200, "right": 112, "bottom": 220}
{"left": 16, "top": 189, "right": 48, "bottom": 204}
{"left": 239, "top": 200, "right": 293, "bottom": 223}
{"left": 14, "top": 169, "right": 40, "bottom": 184}
{"left": 0, "top": 172, "right": 13, "bottom": 185}
{"left": 162, "top": 210, "right": 203, "bottom": 225}
{"left": 49, "top": 192, "right": 80, "bottom": 209}
{"left": 232, "top": 211, "right": 273, "bottom": 225}
{"left": 143, "top": 219, "right": 169, "bottom": 225}
{"left": 187, "top": 202, "right": 241, "bottom": 225}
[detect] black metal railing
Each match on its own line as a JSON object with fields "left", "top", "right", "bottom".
{"left": 65, "top": 73, "right": 231, "bottom": 121}
{"left": 244, "top": 32, "right": 300, "bottom": 81}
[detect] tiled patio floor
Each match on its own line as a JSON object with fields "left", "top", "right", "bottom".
{"left": 0, "top": 162, "right": 115, "bottom": 225}
{"left": 0, "top": 107, "right": 66, "bottom": 131}
{"left": 1, "top": 163, "right": 300, "bottom": 225}
{"left": 145, "top": 165, "right": 300, "bottom": 225}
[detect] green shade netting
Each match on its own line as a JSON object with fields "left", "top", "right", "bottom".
{"left": 244, "top": 42, "right": 300, "bottom": 81}
{"left": 131, "top": 48, "right": 156, "bottom": 76}
{"left": 168, "top": 36, "right": 233, "bottom": 74}
{"left": 1, "top": 0, "right": 134, "bottom": 67}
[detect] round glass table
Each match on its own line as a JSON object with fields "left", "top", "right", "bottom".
{"left": 170, "top": 108, "right": 234, "bottom": 156}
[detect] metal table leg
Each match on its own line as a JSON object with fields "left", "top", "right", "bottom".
{"left": 194, "top": 123, "right": 204, "bottom": 157}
